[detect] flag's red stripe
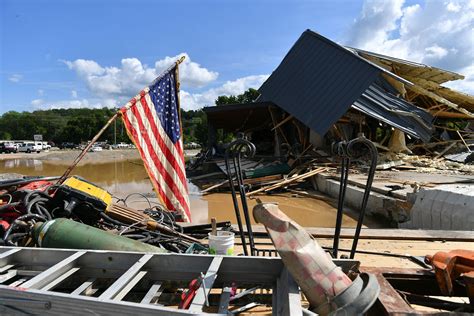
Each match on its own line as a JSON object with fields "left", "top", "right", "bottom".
{"left": 174, "top": 139, "right": 186, "bottom": 174}
{"left": 174, "top": 140, "right": 188, "bottom": 191}
{"left": 130, "top": 104, "right": 190, "bottom": 217}
{"left": 121, "top": 111, "right": 175, "bottom": 210}
{"left": 140, "top": 96, "right": 188, "bottom": 189}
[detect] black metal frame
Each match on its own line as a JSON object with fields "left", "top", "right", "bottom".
{"left": 332, "top": 135, "right": 378, "bottom": 259}
{"left": 224, "top": 137, "right": 257, "bottom": 256}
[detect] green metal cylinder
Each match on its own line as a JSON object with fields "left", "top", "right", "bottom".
{"left": 32, "top": 218, "right": 166, "bottom": 253}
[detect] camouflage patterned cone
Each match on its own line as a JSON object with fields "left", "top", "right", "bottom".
{"left": 253, "top": 202, "right": 352, "bottom": 315}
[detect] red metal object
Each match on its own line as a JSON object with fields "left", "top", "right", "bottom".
{"left": 179, "top": 278, "right": 201, "bottom": 309}
{"left": 17, "top": 180, "right": 53, "bottom": 192}
{"left": 425, "top": 249, "right": 474, "bottom": 303}
{"left": 0, "top": 220, "right": 10, "bottom": 231}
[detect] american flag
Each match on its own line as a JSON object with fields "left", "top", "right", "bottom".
{"left": 120, "top": 65, "right": 191, "bottom": 222}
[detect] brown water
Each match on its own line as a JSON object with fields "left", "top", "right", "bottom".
{"left": 0, "top": 158, "right": 374, "bottom": 227}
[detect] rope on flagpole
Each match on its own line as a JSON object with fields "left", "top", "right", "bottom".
{"left": 57, "top": 55, "right": 186, "bottom": 185}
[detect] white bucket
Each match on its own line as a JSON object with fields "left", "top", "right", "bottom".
{"left": 208, "top": 231, "right": 235, "bottom": 255}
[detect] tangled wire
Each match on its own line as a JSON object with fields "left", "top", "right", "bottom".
{"left": 1, "top": 189, "right": 197, "bottom": 253}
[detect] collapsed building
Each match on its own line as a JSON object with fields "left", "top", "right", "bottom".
{"left": 199, "top": 30, "right": 474, "bottom": 230}
{"left": 205, "top": 30, "right": 473, "bottom": 157}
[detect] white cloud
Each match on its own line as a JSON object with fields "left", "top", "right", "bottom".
{"left": 345, "top": 0, "right": 474, "bottom": 93}
{"left": 154, "top": 53, "right": 218, "bottom": 88}
{"left": 63, "top": 58, "right": 154, "bottom": 97}
{"left": 31, "top": 99, "right": 44, "bottom": 106}
{"left": 63, "top": 53, "right": 218, "bottom": 100}
{"left": 60, "top": 53, "right": 263, "bottom": 111}
{"left": 180, "top": 75, "right": 269, "bottom": 110}
{"left": 31, "top": 98, "right": 119, "bottom": 110}
{"left": 8, "top": 74, "right": 23, "bottom": 82}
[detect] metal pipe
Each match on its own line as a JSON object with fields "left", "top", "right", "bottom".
{"left": 233, "top": 140, "right": 257, "bottom": 256}
{"left": 224, "top": 145, "right": 248, "bottom": 256}
{"left": 332, "top": 143, "right": 350, "bottom": 258}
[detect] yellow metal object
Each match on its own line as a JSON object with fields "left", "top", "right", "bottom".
{"left": 62, "top": 176, "right": 112, "bottom": 209}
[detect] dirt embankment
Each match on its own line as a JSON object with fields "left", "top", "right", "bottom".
{"left": 0, "top": 149, "right": 200, "bottom": 166}
{"left": 0, "top": 149, "right": 141, "bottom": 165}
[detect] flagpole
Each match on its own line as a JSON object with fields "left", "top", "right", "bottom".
{"left": 57, "top": 56, "right": 186, "bottom": 185}
{"left": 57, "top": 112, "right": 120, "bottom": 184}
{"left": 174, "top": 56, "right": 186, "bottom": 138}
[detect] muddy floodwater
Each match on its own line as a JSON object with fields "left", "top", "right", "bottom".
{"left": 0, "top": 157, "right": 377, "bottom": 227}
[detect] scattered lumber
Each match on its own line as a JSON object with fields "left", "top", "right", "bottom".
{"left": 247, "top": 167, "right": 327, "bottom": 196}
{"left": 433, "top": 142, "right": 457, "bottom": 159}
{"left": 456, "top": 130, "right": 472, "bottom": 152}
{"left": 200, "top": 174, "right": 283, "bottom": 194}
{"left": 201, "top": 180, "right": 228, "bottom": 193}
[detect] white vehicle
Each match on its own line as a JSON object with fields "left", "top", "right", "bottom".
{"left": 90, "top": 145, "right": 103, "bottom": 152}
{"left": 18, "top": 142, "right": 42, "bottom": 153}
{"left": 115, "top": 142, "right": 130, "bottom": 149}
{"left": 42, "top": 142, "right": 51, "bottom": 150}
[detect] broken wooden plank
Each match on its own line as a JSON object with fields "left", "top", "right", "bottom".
{"left": 247, "top": 167, "right": 327, "bottom": 196}
{"left": 457, "top": 130, "right": 472, "bottom": 152}
{"left": 271, "top": 114, "right": 294, "bottom": 131}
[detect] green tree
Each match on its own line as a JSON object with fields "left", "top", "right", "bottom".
{"left": 215, "top": 88, "right": 260, "bottom": 106}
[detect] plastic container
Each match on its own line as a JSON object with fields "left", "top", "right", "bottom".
{"left": 208, "top": 231, "right": 235, "bottom": 255}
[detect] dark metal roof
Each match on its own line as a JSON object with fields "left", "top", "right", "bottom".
{"left": 258, "top": 29, "right": 433, "bottom": 141}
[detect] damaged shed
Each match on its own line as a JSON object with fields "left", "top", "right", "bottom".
{"left": 257, "top": 29, "right": 434, "bottom": 143}
{"left": 204, "top": 30, "right": 473, "bottom": 159}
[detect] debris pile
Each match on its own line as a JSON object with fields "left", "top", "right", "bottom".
{"left": 0, "top": 175, "right": 205, "bottom": 253}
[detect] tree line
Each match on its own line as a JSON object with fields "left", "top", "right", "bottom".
{"left": 0, "top": 89, "right": 259, "bottom": 146}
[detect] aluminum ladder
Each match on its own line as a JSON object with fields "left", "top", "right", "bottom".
{"left": 0, "top": 246, "right": 357, "bottom": 315}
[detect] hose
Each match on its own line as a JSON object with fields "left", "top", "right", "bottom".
{"left": 3, "top": 214, "right": 46, "bottom": 245}
{"left": 5, "top": 232, "right": 28, "bottom": 246}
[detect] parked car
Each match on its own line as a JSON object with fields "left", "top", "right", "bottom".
{"left": 59, "top": 142, "right": 77, "bottom": 149}
{"left": 90, "top": 145, "right": 103, "bottom": 152}
{"left": 184, "top": 142, "right": 201, "bottom": 149}
{"left": 113, "top": 142, "right": 130, "bottom": 149}
{"left": 42, "top": 142, "right": 51, "bottom": 150}
{"left": 0, "top": 141, "right": 18, "bottom": 153}
{"left": 18, "top": 142, "right": 42, "bottom": 153}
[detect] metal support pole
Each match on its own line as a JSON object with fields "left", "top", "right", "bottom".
{"left": 332, "top": 141, "right": 350, "bottom": 258}
{"left": 225, "top": 149, "right": 248, "bottom": 256}
{"left": 331, "top": 136, "right": 377, "bottom": 259}
{"left": 224, "top": 137, "right": 257, "bottom": 256}
{"left": 347, "top": 136, "right": 377, "bottom": 259}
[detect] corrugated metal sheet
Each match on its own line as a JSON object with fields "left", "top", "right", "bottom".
{"left": 258, "top": 29, "right": 433, "bottom": 141}
{"left": 353, "top": 78, "right": 433, "bottom": 142}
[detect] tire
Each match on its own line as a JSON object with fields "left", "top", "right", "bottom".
{"left": 27, "top": 149, "right": 31, "bottom": 153}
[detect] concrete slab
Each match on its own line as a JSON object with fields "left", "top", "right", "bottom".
{"left": 315, "top": 170, "right": 474, "bottom": 230}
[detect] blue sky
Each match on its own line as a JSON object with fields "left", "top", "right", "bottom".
{"left": 1, "top": 0, "right": 472, "bottom": 113}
